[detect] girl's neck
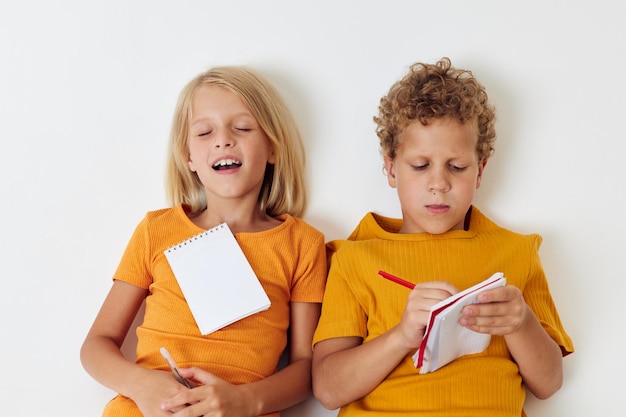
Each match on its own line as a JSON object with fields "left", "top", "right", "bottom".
{"left": 190, "top": 200, "right": 281, "bottom": 234}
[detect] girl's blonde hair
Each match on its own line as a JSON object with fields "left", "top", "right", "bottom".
{"left": 165, "top": 66, "right": 307, "bottom": 217}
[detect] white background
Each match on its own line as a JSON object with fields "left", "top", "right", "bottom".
{"left": 1, "top": 1, "right": 624, "bottom": 416}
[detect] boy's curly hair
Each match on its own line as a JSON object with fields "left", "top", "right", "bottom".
{"left": 374, "top": 57, "right": 496, "bottom": 161}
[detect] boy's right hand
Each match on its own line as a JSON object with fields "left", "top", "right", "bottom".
{"left": 398, "top": 281, "right": 458, "bottom": 349}
{"left": 130, "top": 368, "right": 191, "bottom": 417}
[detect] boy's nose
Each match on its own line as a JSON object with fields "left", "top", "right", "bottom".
{"left": 428, "top": 170, "right": 451, "bottom": 192}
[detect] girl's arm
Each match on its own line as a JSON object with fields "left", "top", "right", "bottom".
{"left": 80, "top": 280, "right": 189, "bottom": 416}
{"left": 161, "top": 301, "right": 322, "bottom": 417}
{"left": 243, "top": 300, "right": 322, "bottom": 413}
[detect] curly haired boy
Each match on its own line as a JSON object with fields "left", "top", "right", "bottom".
{"left": 312, "top": 57, "right": 573, "bottom": 417}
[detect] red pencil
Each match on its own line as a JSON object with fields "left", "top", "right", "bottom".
{"left": 378, "top": 270, "right": 415, "bottom": 290}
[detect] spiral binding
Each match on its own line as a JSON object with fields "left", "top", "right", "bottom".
{"left": 165, "top": 223, "right": 227, "bottom": 253}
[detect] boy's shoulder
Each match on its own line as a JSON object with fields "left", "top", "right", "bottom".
{"left": 470, "top": 207, "right": 543, "bottom": 243}
{"left": 326, "top": 211, "right": 399, "bottom": 254}
{"left": 347, "top": 212, "right": 402, "bottom": 240}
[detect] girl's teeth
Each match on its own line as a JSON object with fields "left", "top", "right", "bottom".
{"left": 214, "top": 159, "right": 240, "bottom": 168}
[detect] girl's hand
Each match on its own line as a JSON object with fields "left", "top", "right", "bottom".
{"left": 459, "top": 284, "right": 527, "bottom": 335}
{"left": 131, "top": 368, "right": 191, "bottom": 417}
{"left": 161, "top": 367, "right": 257, "bottom": 417}
{"left": 397, "top": 281, "right": 458, "bottom": 349}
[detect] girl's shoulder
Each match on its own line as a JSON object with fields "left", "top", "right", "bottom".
{"left": 241, "top": 214, "right": 324, "bottom": 246}
{"left": 136, "top": 205, "right": 202, "bottom": 242}
{"left": 283, "top": 214, "right": 324, "bottom": 237}
{"left": 142, "top": 204, "right": 195, "bottom": 226}
{"left": 145, "top": 204, "right": 185, "bottom": 219}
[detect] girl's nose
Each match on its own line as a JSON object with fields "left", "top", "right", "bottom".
{"left": 213, "top": 130, "right": 234, "bottom": 148}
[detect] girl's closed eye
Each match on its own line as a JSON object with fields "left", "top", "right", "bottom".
{"left": 233, "top": 119, "right": 256, "bottom": 132}
{"left": 190, "top": 123, "right": 213, "bottom": 137}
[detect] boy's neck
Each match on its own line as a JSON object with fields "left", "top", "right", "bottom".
{"left": 464, "top": 206, "right": 473, "bottom": 231}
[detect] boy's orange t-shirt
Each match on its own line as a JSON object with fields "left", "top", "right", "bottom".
{"left": 313, "top": 207, "right": 573, "bottom": 417}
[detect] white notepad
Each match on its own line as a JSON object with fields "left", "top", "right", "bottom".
{"left": 164, "top": 223, "right": 271, "bottom": 335}
{"left": 413, "top": 272, "right": 506, "bottom": 373}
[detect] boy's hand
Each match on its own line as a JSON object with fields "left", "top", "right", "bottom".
{"left": 459, "top": 284, "right": 527, "bottom": 335}
{"left": 398, "top": 281, "right": 458, "bottom": 349}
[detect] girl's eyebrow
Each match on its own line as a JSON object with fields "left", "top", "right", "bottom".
{"left": 190, "top": 112, "right": 255, "bottom": 127}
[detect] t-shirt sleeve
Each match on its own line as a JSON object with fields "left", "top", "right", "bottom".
{"left": 313, "top": 248, "right": 368, "bottom": 346}
{"left": 290, "top": 231, "right": 327, "bottom": 303}
{"left": 524, "top": 235, "right": 574, "bottom": 356}
{"left": 112, "top": 215, "right": 153, "bottom": 290}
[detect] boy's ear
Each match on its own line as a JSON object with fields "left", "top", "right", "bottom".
{"left": 384, "top": 157, "right": 398, "bottom": 188}
{"left": 475, "top": 159, "right": 487, "bottom": 188}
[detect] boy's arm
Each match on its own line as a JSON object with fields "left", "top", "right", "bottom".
{"left": 504, "top": 305, "right": 564, "bottom": 399}
{"left": 312, "top": 329, "right": 414, "bottom": 410}
{"left": 312, "top": 280, "right": 457, "bottom": 410}
{"left": 460, "top": 285, "right": 564, "bottom": 399}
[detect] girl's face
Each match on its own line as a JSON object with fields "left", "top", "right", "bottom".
{"left": 384, "top": 117, "right": 486, "bottom": 234}
{"left": 187, "top": 84, "right": 274, "bottom": 204}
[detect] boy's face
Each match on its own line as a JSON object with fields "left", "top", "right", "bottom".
{"left": 384, "top": 117, "right": 486, "bottom": 234}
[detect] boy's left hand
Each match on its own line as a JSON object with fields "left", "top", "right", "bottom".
{"left": 459, "top": 284, "right": 528, "bottom": 335}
